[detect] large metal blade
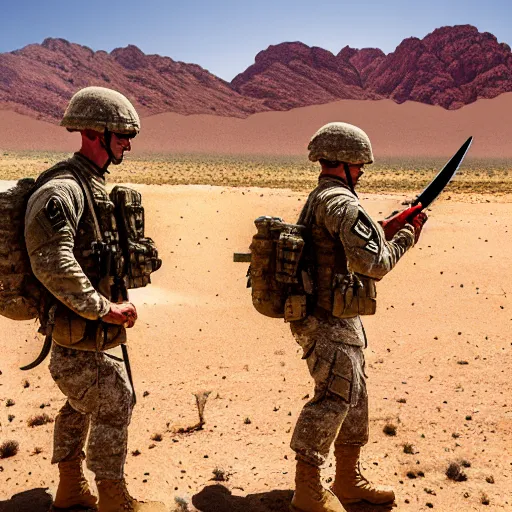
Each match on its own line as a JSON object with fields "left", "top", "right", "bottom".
{"left": 412, "top": 136, "right": 473, "bottom": 208}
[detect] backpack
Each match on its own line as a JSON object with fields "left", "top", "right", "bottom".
{"left": 248, "top": 216, "right": 310, "bottom": 322}
{"left": 0, "top": 178, "right": 42, "bottom": 321}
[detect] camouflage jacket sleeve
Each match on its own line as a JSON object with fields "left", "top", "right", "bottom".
{"left": 316, "top": 188, "right": 415, "bottom": 280}
{"left": 24, "top": 178, "right": 111, "bottom": 320}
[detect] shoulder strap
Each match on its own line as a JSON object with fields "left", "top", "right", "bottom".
{"left": 66, "top": 166, "right": 103, "bottom": 243}
{"left": 34, "top": 160, "right": 103, "bottom": 242}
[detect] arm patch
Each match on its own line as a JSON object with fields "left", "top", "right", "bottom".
{"left": 351, "top": 210, "right": 379, "bottom": 254}
{"left": 44, "top": 197, "right": 67, "bottom": 231}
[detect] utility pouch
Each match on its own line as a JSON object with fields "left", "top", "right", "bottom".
{"left": 276, "top": 231, "right": 305, "bottom": 284}
{"left": 284, "top": 294, "right": 307, "bottom": 322}
{"left": 110, "top": 186, "right": 162, "bottom": 289}
{"left": 95, "top": 322, "right": 127, "bottom": 351}
{"left": 332, "top": 274, "right": 377, "bottom": 318}
{"left": 52, "top": 307, "right": 126, "bottom": 351}
{"left": 52, "top": 308, "right": 88, "bottom": 347}
{"left": 249, "top": 216, "right": 308, "bottom": 319}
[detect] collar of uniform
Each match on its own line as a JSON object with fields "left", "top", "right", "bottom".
{"left": 72, "top": 152, "right": 107, "bottom": 180}
{"left": 318, "top": 174, "right": 358, "bottom": 198}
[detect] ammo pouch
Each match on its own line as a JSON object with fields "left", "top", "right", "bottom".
{"left": 110, "top": 186, "right": 162, "bottom": 289}
{"left": 52, "top": 307, "right": 126, "bottom": 351}
{"left": 332, "top": 274, "right": 377, "bottom": 318}
{"left": 249, "top": 216, "right": 308, "bottom": 322}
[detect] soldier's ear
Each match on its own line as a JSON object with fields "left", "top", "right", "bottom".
{"left": 81, "top": 129, "right": 102, "bottom": 141}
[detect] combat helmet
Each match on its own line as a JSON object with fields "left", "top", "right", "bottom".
{"left": 308, "top": 122, "right": 373, "bottom": 165}
{"left": 60, "top": 86, "right": 140, "bottom": 135}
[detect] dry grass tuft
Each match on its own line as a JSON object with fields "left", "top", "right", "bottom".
{"left": 27, "top": 413, "right": 53, "bottom": 427}
{"left": 173, "top": 496, "right": 191, "bottom": 512}
{"left": 383, "top": 423, "right": 397, "bottom": 436}
{"left": 0, "top": 441, "right": 19, "bottom": 459}
{"left": 211, "top": 467, "right": 229, "bottom": 482}
{"left": 174, "top": 390, "right": 212, "bottom": 434}
{"left": 403, "top": 443, "right": 414, "bottom": 454}
{"left": 446, "top": 462, "right": 468, "bottom": 482}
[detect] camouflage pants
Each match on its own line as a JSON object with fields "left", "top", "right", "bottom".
{"left": 290, "top": 315, "right": 369, "bottom": 467}
{"left": 49, "top": 343, "right": 134, "bottom": 480}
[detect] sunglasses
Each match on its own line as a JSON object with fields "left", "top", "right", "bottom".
{"left": 112, "top": 132, "right": 136, "bottom": 140}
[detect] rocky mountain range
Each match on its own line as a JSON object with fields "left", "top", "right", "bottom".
{"left": 1, "top": 24, "right": 512, "bottom": 122}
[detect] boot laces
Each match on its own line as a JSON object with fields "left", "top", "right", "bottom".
{"left": 354, "top": 461, "right": 372, "bottom": 490}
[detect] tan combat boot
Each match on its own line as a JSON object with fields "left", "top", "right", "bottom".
{"left": 331, "top": 445, "right": 395, "bottom": 505}
{"left": 96, "top": 479, "right": 167, "bottom": 511}
{"left": 52, "top": 456, "right": 98, "bottom": 510}
{"left": 290, "top": 460, "right": 344, "bottom": 512}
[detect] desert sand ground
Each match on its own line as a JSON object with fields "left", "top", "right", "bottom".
{"left": 0, "top": 182, "right": 511, "bottom": 512}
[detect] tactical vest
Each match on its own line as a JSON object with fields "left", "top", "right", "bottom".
{"left": 299, "top": 178, "right": 377, "bottom": 317}
{"left": 35, "top": 155, "right": 127, "bottom": 350}
{"left": 35, "top": 154, "right": 125, "bottom": 302}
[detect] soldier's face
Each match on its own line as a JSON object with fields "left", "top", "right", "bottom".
{"left": 109, "top": 133, "right": 132, "bottom": 164}
{"left": 348, "top": 164, "right": 365, "bottom": 185}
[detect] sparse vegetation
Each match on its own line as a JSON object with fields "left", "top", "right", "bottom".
{"left": 383, "top": 423, "right": 397, "bottom": 436}
{"left": 174, "top": 390, "right": 212, "bottom": 434}
{"left": 0, "top": 440, "right": 19, "bottom": 459}
{"left": 403, "top": 443, "right": 414, "bottom": 454}
{"left": 32, "top": 447, "right": 43, "bottom": 455}
{"left": 173, "top": 496, "right": 191, "bottom": 512}
{"left": 446, "top": 462, "right": 468, "bottom": 482}
{"left": 2, "top": 152, "right": 512, "bottom": 195}
{"left": 151, "top": 433, "right": 163, "bottom": 442}
{"left": 5, "top": 399, "right": 15, "bottom": 407}
{"left": 22, "top": 379, "right": 30, "bottom": 388}
{"left": 27, "top": 413, "right": 53, "bottom": 427}
{"left": 211, "top": 467, "right": 229, "bottom": 482}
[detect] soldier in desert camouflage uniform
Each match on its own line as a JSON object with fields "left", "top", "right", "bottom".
{"left": 25, "top": 87, "right": 165, "bottom": 512}
{"left": 289, "top": 123, "right": 427, "bottom": 512}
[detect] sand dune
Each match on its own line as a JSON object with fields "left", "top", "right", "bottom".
{"left": 2, "top": 94, "right": 512, "bottom": 158}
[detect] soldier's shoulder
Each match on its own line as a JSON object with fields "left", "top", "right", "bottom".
{"left": 37, "top": 159, "right": 77, "bottom": 185}
{"left": 30, "top": 161, "right": 83, "bottom": 204}
{"left": 316, "top": 183, "right": 358, "bottom": 208}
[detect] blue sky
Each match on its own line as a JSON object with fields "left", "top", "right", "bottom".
{"left": 1, "top": 0, "right": 511, "bottom": 81}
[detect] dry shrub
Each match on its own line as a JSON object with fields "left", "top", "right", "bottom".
{"left": 383, "top": 423, "right": 397, "bottom": 436}
{"left": 446, "top": 462, "right": 467, "bottom": 482}
{"left": 0, "top": 441, "right": 19, "bottom": 459}
{"left": 211, "top": 467, "right": 229, "bottom": 482}
{"left": 28, "top": 413, "right": 53, "bottom": 427}
{"left": 403, "top": 443, "right": 414, "bottom": 454}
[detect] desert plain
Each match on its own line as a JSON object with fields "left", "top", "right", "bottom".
{"left": 0, "top": 99, "right": 512, "bottom": 512}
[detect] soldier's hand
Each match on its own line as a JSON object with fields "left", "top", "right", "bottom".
{"left": 411, "top": 211, "right": 428, "bottom": 244}
{"left": 101, "top": 302, "right": 138, "bottom": 328}
{"left": 381, "top": 203, "right": 423, "bottom": 240}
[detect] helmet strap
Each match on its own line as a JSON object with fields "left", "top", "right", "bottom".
{"left": 100, "top": 128, "right": 115, "bottom": 171}
{"left": 343, "top": 163, "right": 357, "bottom": 196}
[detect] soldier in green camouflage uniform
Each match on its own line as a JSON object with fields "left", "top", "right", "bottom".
{"left": 289, "top": 123, "right": 427, "bottom": 512}
{"left": 25, "top": 87, "right": 165, "bottom": 512}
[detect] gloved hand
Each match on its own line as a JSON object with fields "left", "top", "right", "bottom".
{"left": 380, "top": 203, "right": 424, "bottom": 241}
{"left": 101, "top": 302, "right": 138, "bottom": 328}
{"left": 411, "top": 211, "right": 428, "bottom": 243}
